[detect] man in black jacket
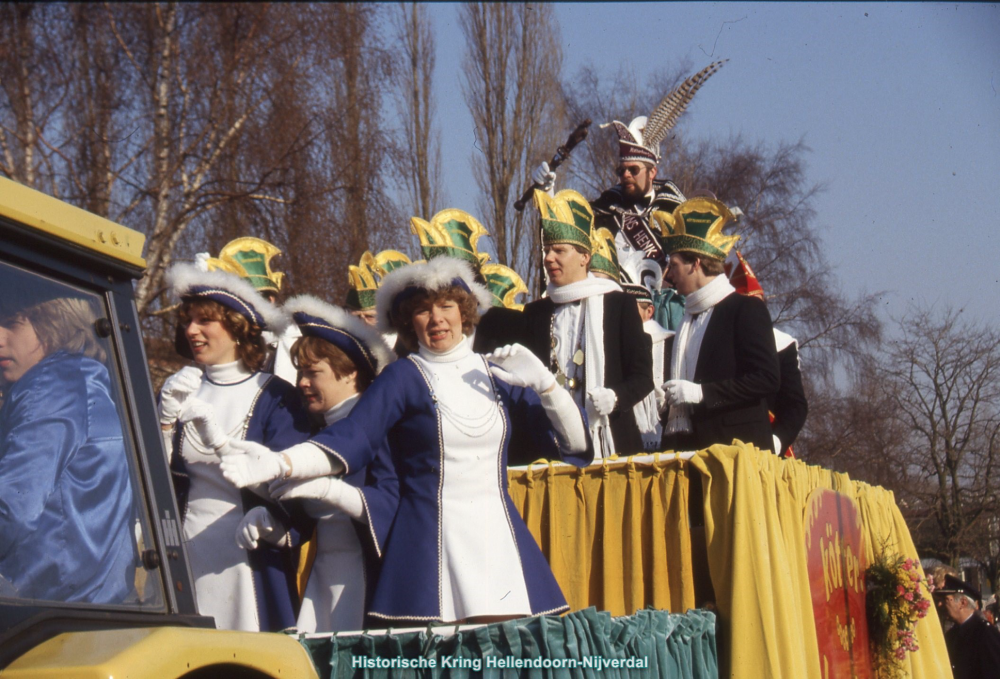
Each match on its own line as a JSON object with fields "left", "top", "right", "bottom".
{"left": 935, "top": 575, "right": 1000, "bottom": 679}
{"left": 494, "top": 189, "right": 652, "bottom": 460}
{"left": 656, "top": 198, "right": 780, "bottom": 453}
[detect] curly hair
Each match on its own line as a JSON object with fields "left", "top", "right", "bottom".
{"left": 290, "top": 335, "right": 373, "bottom": 391}
{"left": 21, "top": 297, "right": 106, "bottom": 364}
{"left": 395, "top": 285, "right": 480, "bottom": 354}
{"left": 177, "top": 299, "right": 267, "bottom": 372}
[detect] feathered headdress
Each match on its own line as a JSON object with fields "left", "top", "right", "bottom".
{"left": 603, "top": 60, "right": 727, "bottom": 165}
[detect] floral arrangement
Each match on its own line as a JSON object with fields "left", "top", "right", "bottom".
{"left": 865, "top": 553, "right": 932, "bottom": 678}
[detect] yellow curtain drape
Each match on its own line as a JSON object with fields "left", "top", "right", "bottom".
{"left": 508, "top": 454, "right": 695, "bottom": 616}
{"left": 508, "top": 443, "right": 952, "bottom": 679}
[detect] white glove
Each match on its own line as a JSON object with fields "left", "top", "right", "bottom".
{"left": 270, "top": 476, "right": 365, "bottom": 520}
{"left": 486, "top": 344, "right": 556, "bottom": 394}
{"left": 158, "top": 366, "right": 203, "bottom": 425}
{"left": 773, "top": 434, "right": 782, "bottom": 456}
{"left": 220, "top": 439, "right": 289, "bottom": 488}
{"left": 531, "top": 161, "right": 556, "bottom": 195}
{"left": 236, "top": 506, "right": 277, "bottom": 550}
{"left": 588, "top": 387, "right": 618, "bottom": 417}
{"left": 177, "top": 398, "right": 230, "bottom": 451}
{"left": 663, "top": 379, "right": 704, "bottom": 405}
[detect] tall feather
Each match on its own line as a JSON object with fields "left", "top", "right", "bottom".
{"left": 643, "top": 60, "right": 728, "bottom": 149}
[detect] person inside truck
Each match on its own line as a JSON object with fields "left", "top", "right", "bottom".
{"left": 159, "top": 263, "right": 311, "bottom": 632}
{"left": 234, "top": 295, "right": 398, "bottom": 632}
{"left": 0, "top": 274, "right": 135, "bottom": 605}
{"left": 219, "top": 256, "right": 593, "bottom": 625}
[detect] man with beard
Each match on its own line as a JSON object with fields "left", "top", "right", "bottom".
{"left": 532, "top": 61, "right": 726, "bottom": 271}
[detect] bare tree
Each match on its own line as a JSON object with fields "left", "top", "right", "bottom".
{"left": 878, "top": 308, "right": 1000, "bottom": 566}
{"left": 392, "top": 2, "right": 441, "bottom": 220}
{"left": 460, "top": 2, "right": 565, "bottom": 293}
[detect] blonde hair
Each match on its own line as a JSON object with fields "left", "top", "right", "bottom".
{"left": 22, "top": 297, "right": 107, "bottom": 364}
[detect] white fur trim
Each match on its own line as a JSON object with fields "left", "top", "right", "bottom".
{"left": 283, "top": 295, "right": 395, "bottom": 374}
{"left": 166, "top": 263, "right": 289, "bottom": 332}
{"left": 375, "top": 257, "right": 492, "bottom": 334}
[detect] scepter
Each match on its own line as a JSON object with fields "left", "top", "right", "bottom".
{"left": 513, "top": 119, "right": 592, "bottom": 212}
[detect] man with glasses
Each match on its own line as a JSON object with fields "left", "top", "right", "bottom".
{"left": 533, "top": 115, "right": 686, "bottom": 270}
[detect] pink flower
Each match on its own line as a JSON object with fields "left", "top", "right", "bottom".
{"left": 897, "top": 585, "right": 905, "bottom": 595}
{"left": 903, "top": 560, "right": 912, "bottom": 571}
{"left": 904, "top": 591, "right": 914, "bottom": 601}
{"left": 910, "top": 572, "right": 920, "bottom": 581}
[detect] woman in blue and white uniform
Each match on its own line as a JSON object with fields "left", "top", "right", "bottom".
{"left": 234, "top": 296, "right": 398, "bottom": 632}
{"left": 221, "top": 256, "right": 592, "bottom": 625}
{"left": 158, "top": 264, "right": 311, "bottom": 631}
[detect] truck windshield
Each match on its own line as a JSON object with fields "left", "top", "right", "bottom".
{"left": 0, "top": 259, "right": 163, "bottom": 609}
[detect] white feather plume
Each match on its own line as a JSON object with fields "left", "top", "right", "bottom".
{"left": 283, "top": 295, "right": 395, "bottom": 374}
{"left": 166, "top": 262, "right": 289, "bottom": 332}
{"left": 375, "top": 256, "right": 493, "bottom": 334}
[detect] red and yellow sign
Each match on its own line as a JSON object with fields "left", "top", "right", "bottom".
{"left": 805, "top": 489, "right": 872, "bottom": 678}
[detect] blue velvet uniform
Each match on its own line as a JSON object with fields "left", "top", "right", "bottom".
{"left": 0, "top": 352, "right": 134, "bottom": 604}
{"left": 310, "top": 356, "right": 593, "bottom": 622}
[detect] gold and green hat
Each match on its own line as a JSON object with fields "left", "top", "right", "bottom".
{"left": 653, "top": 197, "right": 740, "bottom": 261}
{"left": 589, "top": 227, "right": 620, "bottom": 281}
{"left": 345, "top": 250, "right": 413, "bottom": 311}
{"left": 345, "top": 251, "right": 380, "bottom": 312}
{"left": 533, "top": 189, "right": 593, "bottom": 252}
{"left": 481, "top": 262, "right": 529, "bottom": 311}
{"left": 410, "top": 209, "right": 489, "bottom": 268}
{"left": 204, "top": 237, "right": 285, "bottom": 294}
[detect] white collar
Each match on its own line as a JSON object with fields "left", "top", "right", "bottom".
{"left": 417, "top": 336, "right": 473, "bottom": 363}
{"left": 683, "top": 275, "right": 735, "bottom": 316}
{"left": 323, "top": 393, "right": 361, "bottom": 426}
{"left": 204, "top": 360, "right": 253, "bottom": 385}
{"left": 548, "top": 274, "right": 622, "bottom": 305}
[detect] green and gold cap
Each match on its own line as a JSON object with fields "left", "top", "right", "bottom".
{"left": 345, "top": 250, "right": 413, "bottom": 311}
{"left": 533, "top": 189, "right": 593, "bottom": 252}
{"left": 653, "top": 197, "right": 740, "bottom": 261}
{"left": 345, "top": 251, "right": 380, "bottom": 311}
{"left": 590, "top": 227, "right": 620, "bottom": 281}
{"left": 205, "top": 237, "right": 285, "bottom": 294}
{"left": 481, "top": 262, "right": 529, "bottom": 310}
{"left": 410, "top": 209, "right": 489, "bottom": 268}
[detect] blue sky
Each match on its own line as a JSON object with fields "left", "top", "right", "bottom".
{"left": 426, "top": 3, "right": 1000, "bottom": 325}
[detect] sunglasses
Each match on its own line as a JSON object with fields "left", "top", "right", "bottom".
{"left": 615, "top": 165, "right": 647, "bottom": 177}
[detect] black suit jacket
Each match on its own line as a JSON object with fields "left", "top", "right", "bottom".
{"left": 511, "top": 292, "right": 653, "bottom": 457}
{"left": 663, "top": 292, "right": 780, "bottom": 453}
{"left": 770, "top": 343, "right": 808, "bottom": 452}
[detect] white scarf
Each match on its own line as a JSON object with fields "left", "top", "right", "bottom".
{"left": 548, "top": 274, "right": 621, "bottom": 458}
{"left": 665, "top": 275, "right": 735, "bottom": 435}
{"left": 634, "top": 319, "right": 673, "bottom": 450}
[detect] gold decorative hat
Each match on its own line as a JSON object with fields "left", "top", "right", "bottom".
{"left": 589, "top": 227, "right": 621, "bottom": 281}
{"left": 410, "top": 209, "right": 489, "bottom": 268}
{"left": 533, "top": 189, "right": 593, "bottom": 252}
{"left": 345, "top": 250, "right": 413, "bottom": 311}
{"left": 653, "top": 197, "right": 740, "bottom": 261}
{"left": 203, "top": 237, "right": 285, "bottom": 294}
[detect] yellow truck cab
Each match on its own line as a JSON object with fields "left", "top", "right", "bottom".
{"left": 0, "top": 178, "right": 317, "bottom": 678}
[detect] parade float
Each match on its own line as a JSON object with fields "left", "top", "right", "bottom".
{"left": 0, "top": 178, "right": 953, "bottom": 678}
